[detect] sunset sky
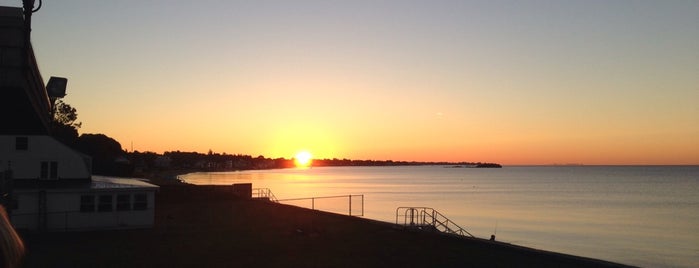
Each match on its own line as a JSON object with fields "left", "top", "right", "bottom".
{"left": 7, "top": 0, "right": 698, "bottom": 165}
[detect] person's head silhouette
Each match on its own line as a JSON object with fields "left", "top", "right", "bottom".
{"left": 0, "top": 205, "right": 24, "bottom": 268}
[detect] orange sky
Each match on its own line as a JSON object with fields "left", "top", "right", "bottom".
{"left": 17, "top": 1, "right": 699, "bottom": 165}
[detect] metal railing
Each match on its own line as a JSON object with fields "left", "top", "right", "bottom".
{"left": 252, "top": 188, "right": 278, "bottom": 202}
{"left": 252, "top": 188, "right": 363, "bottom": 217}
{"left": 278, "top": 195, "right": 364, "bottom": 216}
{"left": 396, "top": 207, "right": 474, "bottom": 237}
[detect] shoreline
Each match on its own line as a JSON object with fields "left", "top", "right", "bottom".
{"left": 21, "top": 183, "right": 632, "bottom": 267}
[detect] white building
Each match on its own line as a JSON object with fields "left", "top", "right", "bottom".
{"left": 1, "top": 136, "right": 158, "bottom": 231}
{"left": 0, "top": 5, "right": 158, "bottom": 231}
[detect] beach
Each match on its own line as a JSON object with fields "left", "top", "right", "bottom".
{"left": 21, "top": 183, "right": 630, "bottom": 267}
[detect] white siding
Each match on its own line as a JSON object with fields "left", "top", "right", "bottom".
{"left": 12, "top": 189, "right": 156, "bottom": 231}
{"left": 0, "top": 136, "right": 90, "bottom": 180}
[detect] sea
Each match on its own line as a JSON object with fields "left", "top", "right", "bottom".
{"left": 180, "top": 165, "right": 699, "bottom": 268}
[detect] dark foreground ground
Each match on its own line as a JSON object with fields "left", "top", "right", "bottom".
{"left": 22, "top": 184, "right": 631, "bottom": 268}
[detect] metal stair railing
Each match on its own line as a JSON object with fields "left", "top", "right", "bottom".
{"left": 396, "top": 207, "right": 474, "bottom": 238}
{"left": 252, "top": 188, "right": 278, "bottom": 202}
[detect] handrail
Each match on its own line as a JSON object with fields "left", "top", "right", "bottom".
{"left": 278, "top": 194, "right": 364, "bottom": 217}
{"left": 395, "top": 207, "right": 474, "bottom": 238}
{"left": 277, "top": 194, "right": 361, "bottom": 201}
{"left": 252, "top": 188, "right": 278, "bottom": 202}
{"left": 251, "top": 188, "right": 364, "bottom": 216}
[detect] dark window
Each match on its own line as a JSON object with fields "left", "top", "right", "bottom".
{"left": 50, "top": 162, "right": 58, "bottom": 178}
{"left": 133, "top": 193, "right": 147, "bottom": 210}
{"left": 116, "top": 194, "right": 131, "bottom": 211}
{"left": 10, "top": 197, "right": 18, "bottom": 210}
{"left": 98, "top": 195, "right": 112, "bottom": 212}
{"left": 40, "top": 162, "right": 48, "bottom": 179}
{"left": 39, "top": 161, "right": 58, "bottom": 180}
{"left": 15, "top": 137, "right": 28, "bottom": 150}
{"left": 80, "top": 195, "right": 95, "bottom": 212}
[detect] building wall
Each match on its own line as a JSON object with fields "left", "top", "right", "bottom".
{"left": 11, "top": 189, "right": 156, "bottom": 231}
{"left": 0, "top": 135, "right": 91, "bottom": 180}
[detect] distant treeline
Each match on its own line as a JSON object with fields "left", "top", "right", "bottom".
{"left": 49, "top": 101, "right": 500, "bottom": 177}
{"left": 57, "top": 132, "right": 500, "bottom": 177}
{"left": 126, "top": 150, "right": 501, "bottom": 175}
{"left": 313, "top": 158, "right": 499, "bottom": 167}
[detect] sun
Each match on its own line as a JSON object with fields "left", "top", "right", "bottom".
{"left": 294, "top": 151, "right": 313, "bottom": 167}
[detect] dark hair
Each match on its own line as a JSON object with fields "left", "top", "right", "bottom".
{"left": 0, "top": 205, "right": 24, "bottom": 268}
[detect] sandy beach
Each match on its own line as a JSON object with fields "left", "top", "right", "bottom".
{"left": 18, "top": 182, "right": 633, "bottom": 268}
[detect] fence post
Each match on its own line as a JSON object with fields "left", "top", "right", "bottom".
{"left": 361, "top": 195, "right": 364, "bottom": 216}
{"left": 311, "top": 198, "right": 315, "bottom": 210}
{"left": 349, "top": 195, "right": 352, "bottom": 216}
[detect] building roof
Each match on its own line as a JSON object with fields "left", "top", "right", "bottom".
{"left": 13, "top": 176, "right": 159, "bottom": 193}
{"left": 91, "top": 176, "right": 160, "bottom": 190}
{"left": 0, "top": 6, "right": 52, "bottom": 135}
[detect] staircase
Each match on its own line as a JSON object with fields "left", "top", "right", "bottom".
{"left": 396, "top": 207, "right": 474, "bottom": 238}
{"left": 252, "top": 188, "right": 278, "bottom": 202}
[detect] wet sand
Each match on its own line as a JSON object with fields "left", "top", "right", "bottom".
{"left": 21, "top": 184, "right": 631, "bottom": 267}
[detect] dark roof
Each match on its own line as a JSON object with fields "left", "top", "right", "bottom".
{"left": 0, "top": 6, "right": 52, "bottom": 135}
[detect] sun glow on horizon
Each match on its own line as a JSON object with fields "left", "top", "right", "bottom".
{"left": 31, "top": 2, "right": 699, "bottom": 166}
{"left": 294, "top": 151, "right": 313, "bottom": 167}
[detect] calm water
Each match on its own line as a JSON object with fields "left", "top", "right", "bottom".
{"left": 181, "top": 166, "right": 699, "bottom": 268}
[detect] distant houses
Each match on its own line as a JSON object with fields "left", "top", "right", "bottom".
{"left": 129, "top": 151, "right": 292, "bottom": 172}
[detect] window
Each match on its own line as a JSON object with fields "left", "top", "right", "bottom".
{"left": 40, "top": 162, "right": 48, "bottom": 178}
{"left": 80, "top": 195, "right": 95, "bottom": 212}
{"left": 98, "top": 195, "right": 113, "bottom": 212}
{"left": 39, "top": 161, "right": 58, "bottom": 180}
{"left": 133, "top": 193, "right": 147, "bottom": 210}
{"left": 116, "top": 194, "right": 131, "bottom": 211}
{"left": 50, "top": 161, "right": 58, "bottom": 178}
{"left": 15, "top": 137, "right": 28, "bottom": 150}
{"left": 10, "top": 197, "right": 18, "bottom": 210}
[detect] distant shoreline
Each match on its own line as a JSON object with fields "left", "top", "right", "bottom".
{"left": 134, "top": 162, "right": 505, "bottom": 185}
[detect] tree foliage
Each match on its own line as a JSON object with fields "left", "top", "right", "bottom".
{"left": 53, "top": 99, "right": 82, "bottom": 129}
{"left": 51, "top": 100, "right": 82, "bottom": 146}
{"left": 76, "top": 133, "right": 128, "bottom": 175}
{"left": 49, "top": 100, "right": 134, "bottom": 175}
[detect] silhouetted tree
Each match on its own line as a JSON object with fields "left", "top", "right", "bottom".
{"left": 52, "top": 123, "right": 79, "bottom": 147}
{"left": 51, "top": 100, "right": 81, "bottom": 146}
{"left": 75, "top": 134, "right": 127, "bottom": 175}
{"left": 53, "top": 99, "right": 82, "bottom": 129}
